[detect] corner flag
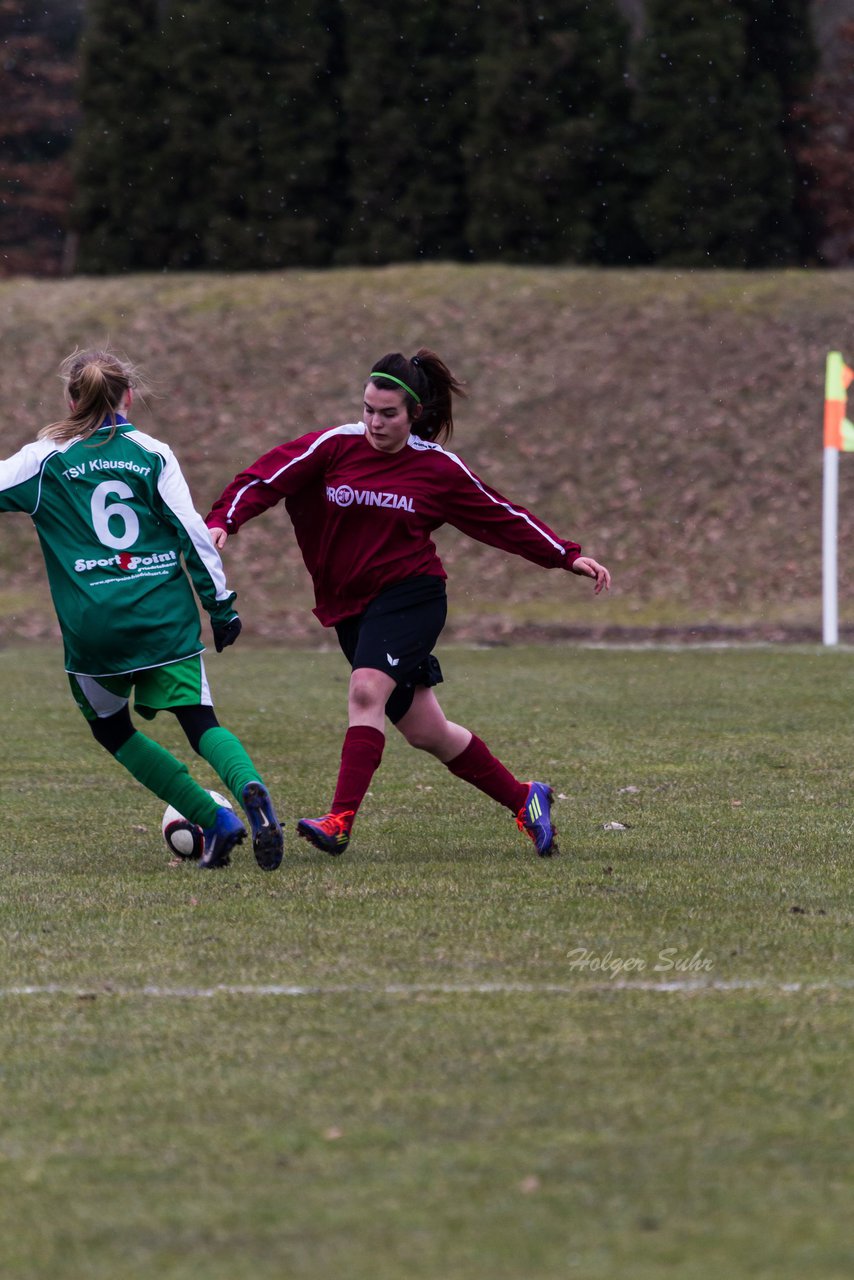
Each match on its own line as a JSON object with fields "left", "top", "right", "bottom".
{"left": 822, "top": 352, "right": 854, "bottom": 644}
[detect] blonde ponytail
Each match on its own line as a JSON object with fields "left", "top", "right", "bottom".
{"left": 40, "top": 348, "right": 143, "bottom": 444}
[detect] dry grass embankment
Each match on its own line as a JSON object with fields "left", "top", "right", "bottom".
{"left": 2, "top": 265, "right": 853, "bottom": 645}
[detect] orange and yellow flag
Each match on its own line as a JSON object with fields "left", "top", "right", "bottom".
{"left": 824, "top": 351, "right": 854, "bottom": 450}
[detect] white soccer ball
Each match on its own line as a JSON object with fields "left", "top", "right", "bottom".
{"left": 161, "top": 790, "right": 233, "bottom": 860}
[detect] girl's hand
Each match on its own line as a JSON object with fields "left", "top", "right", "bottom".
{"left": 210, "top": 527, "right": 228, "bottom": 550}
{"left": 571, "top": 556, "right": 611, "bottom": 594}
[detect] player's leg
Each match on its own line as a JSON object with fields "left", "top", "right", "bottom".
{"left": 395, "top": 687, "right": 559, "bottom": 857}
{"left": 297, "top": 577, "right": 446, "bottom": 856}
{"left": 392, "top": 685, "right": 471, "bottom": 761}
{"left": 68, "top": 673, "right": 242, "bottom": 865}
{"left": 296, "top": 665, "right": 393, "bottom": 855}
{"left": 173, "top": 707, "right": 283, "bottom": 871}
{"left": 135, "top": 657, "right": 284, "bottom": 872}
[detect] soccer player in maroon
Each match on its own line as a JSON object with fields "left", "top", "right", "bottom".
{"left": 207, "top": 349, "right": 610, "bottom": 858}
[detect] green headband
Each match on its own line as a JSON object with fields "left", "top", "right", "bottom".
{"left": 369, "top": 371, "right": 421, "bottom": 404}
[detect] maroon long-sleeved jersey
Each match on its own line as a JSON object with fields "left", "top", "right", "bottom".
{"left": 206, "top": 424, "right": 581, "bottom": 626}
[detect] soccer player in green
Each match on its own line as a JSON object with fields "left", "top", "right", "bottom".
{"left": 0, "top": 348, "right": 283, "bottom": 870}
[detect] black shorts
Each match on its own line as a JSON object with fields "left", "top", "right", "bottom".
{"left": 335, "top": 575, "right": 447, "bottom": 724}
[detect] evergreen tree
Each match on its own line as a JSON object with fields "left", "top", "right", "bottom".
{"left": 74, "top": 0, "right": 344, "bottom": 272}
{"left": 335, "top": 0, "right": 478, "bottom": 265}
{"left": 72, "top": 0, "right": 166, "bottom": 273}
{"left": 739, "top": 0, "right": 815, "bottom": 107}
{"left": 213, "top": 0, "right": 343, "bottom": 268}
{"left": 0, "top": 0, "right": 79, "bottom": 276}
{"left": 739, "top": 0, "right": 818, "bottom": 260}
{"left": 631, "top": 0, "right": 815, "bottom": 266}
{"left": 793, "top": 18, "right": 854, "bottom": 264}
{"left": 159, "top": 0, "right": 343, "bottom": 270}
{"left": 465, "top": 0, "right": 634, "bottom": 264}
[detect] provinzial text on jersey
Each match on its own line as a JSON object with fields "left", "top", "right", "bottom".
{"left": 62, "top": 459, "right": 152, "bottom": 479}
{"left": 327, "top": 485, "right": 415, "bottom": 512}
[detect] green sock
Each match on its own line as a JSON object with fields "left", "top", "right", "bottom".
{"left": 198, "top": 727, "right": 263, "bottom": 806}
{"left": 115, "top": 732, "right": 219, "bottom": 827}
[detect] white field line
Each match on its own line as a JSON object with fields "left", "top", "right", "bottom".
{"left": 303, "top": 641, "right": 852, "bottom": 654}
{"left": 1, "top": 979, "right": 853, "bottom": 999}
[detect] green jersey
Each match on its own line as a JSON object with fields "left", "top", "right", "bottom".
{"left": 0, "top": 417, "right": 237, "bottom": 676}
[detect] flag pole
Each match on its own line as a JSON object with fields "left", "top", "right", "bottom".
{"left": 823, "top": 442, "right": 839, "bottom": 645}
{"left": 823, "top": 352, "right": 851, "bottom": 646}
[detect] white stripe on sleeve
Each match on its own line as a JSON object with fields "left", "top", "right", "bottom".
{"left": 225, "top": 423, "right": 365, "bottom": 523}
{"left": 128, "top": 429, "right": 232, "bottom": 601}
{"left": 424, "top": 440, "right": 568, "bottom": 556}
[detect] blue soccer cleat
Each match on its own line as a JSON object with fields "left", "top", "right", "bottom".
{"left": 198, "top": 805, "right": 246, "bottom": 869}
{"left": 242, "top": 781, "right": 284, "bottom": 871}
{"left": 516, "top": 781, "right": 558, "bottom": 857}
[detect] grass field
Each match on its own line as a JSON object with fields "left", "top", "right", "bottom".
{"left": 0, "top": 642, "right": 852, "bottom": 1279}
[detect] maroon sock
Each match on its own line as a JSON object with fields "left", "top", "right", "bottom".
{"left": 445, "top": 733, "right": 528, "bottom": 812}
{"left": 331, "top": 725, "right": 385, "bottom": 819}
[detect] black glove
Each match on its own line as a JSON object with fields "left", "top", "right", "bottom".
{"left": 213, "top": 615, "right": 242, "bottom": 652}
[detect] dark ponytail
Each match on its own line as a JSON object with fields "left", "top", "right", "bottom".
{"left": 368, "top": 347, "right": 466, "bottom": 445}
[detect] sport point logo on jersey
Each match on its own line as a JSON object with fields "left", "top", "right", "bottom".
{"left": 73, "top": 549, "right": 179, "bottom": 573}
{"left": 326, "top": 484, "right": 415, "bottom": 512}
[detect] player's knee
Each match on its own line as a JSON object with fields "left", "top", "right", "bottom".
{"left": 173, "top": 705, "right": 219, "bottom": 755}
{"left": 349, "top": 669, "right": 390, "bottom": 716}
{"left": 89, "top": 707, "right": 135, "bottom": 755}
